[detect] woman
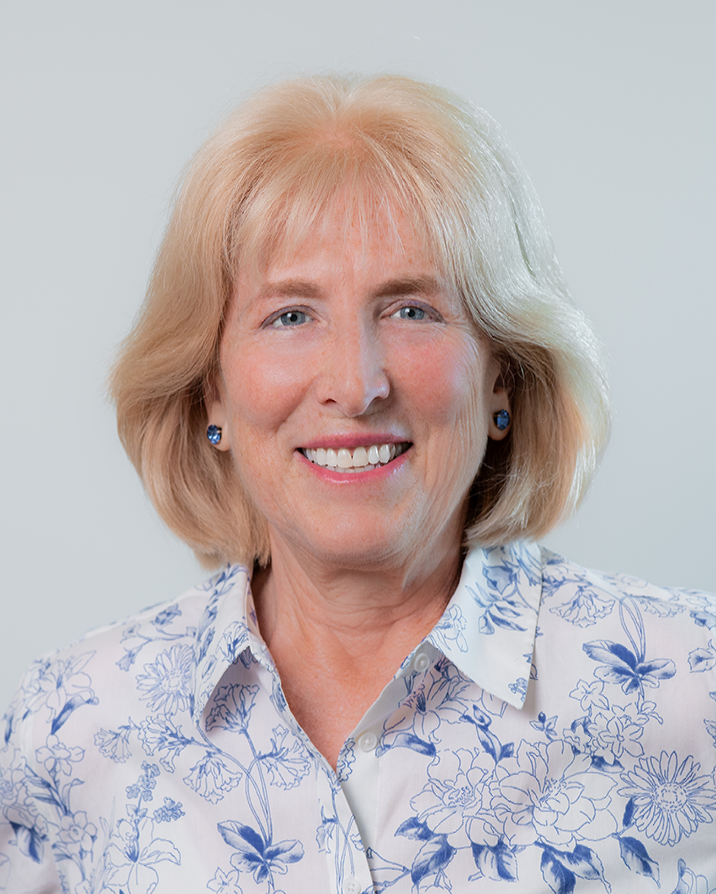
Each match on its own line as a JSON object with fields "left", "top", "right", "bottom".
{"left": 1, "top": 74, "right": 714, "bottom": 893}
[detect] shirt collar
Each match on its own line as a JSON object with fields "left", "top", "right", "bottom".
{"left": 192, "top": 540, "right": 543, "bottom": 721}
{"left": 426, "top": 540, "right": 543, "bottom": 709}
{"left": 192, "top": 563, "right": 264, "bottom": 720}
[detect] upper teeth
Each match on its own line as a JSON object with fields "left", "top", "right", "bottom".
{"left": 303, "top": 443, "right": 407, "bottom": 471}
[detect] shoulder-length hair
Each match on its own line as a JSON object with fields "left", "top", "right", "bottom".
{"left": 109, "top": 73, "right": 610, "bottom": 568}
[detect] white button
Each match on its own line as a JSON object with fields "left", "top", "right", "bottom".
{"left": 413, "top": 651, "right": 431, "bottom": 672}
{"left": 345, "top": 878, "right": 361, "bottom": 894}
{"left": 357, "top": 731, "right": 378, "bottom": 752}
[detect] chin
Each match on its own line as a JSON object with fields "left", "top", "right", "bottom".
{"left": 273, "top": 514, "right": 412, "bottom": 571}
{"left": 309, "top": 532, "right": 407, "bottom": 569}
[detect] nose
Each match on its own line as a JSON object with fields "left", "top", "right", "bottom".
{"left": 316, "top": 319, "right": 390, "bottom": 417}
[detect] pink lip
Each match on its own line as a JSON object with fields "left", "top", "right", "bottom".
{"left": 298, "top": 434, "right": 411, "bottom": 450}
{"left": 297, "top": 446, "right": 411, "bottom": 481}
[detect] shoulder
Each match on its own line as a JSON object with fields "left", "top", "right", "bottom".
{"left": 539, "top": 547, "right": 716, "bottom": 627}
{"left": 1, "top": 566, "right": 246, "bottom": 762}
{"left": 18, "top": 578, "right": 209, "bottom": 685}
{"left": 535, "top": 550, "right": 716, "bottom": 712}
{"left": 0, "top": 566, "right": 246, "bottom": 889}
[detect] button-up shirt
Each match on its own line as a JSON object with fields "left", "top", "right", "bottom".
{"left": 2, "top": 542, "right": 716, "bottom": 893}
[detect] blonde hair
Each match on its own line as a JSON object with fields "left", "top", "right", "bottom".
{"left": 109, "top": 73, "right": 610, "bottom": 568}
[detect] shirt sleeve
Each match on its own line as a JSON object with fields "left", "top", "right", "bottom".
{"left": 0, "top": 667, "right": 62, "bottom": 894}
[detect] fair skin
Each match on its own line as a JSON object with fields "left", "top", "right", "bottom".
{"left": 208, "top": 203, "right": 510, "bottom": 769}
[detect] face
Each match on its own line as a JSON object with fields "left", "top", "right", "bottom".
{"left": 209, "top": 204, "right": 509, "bottom": 576}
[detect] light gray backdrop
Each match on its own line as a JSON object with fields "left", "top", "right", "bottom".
{"left": 1, "top": 0, "right": 714, "bottom": 710}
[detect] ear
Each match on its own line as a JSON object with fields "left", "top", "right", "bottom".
{"left": 486, "top": 358, "right": 512, "bottom": 442}
{"left": 205, "top": 378, "right": 232, "bottom": 452}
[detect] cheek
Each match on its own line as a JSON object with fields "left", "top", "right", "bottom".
{"left": 219, "top": 349, "right": 312, "bottom": 478}
{"left": 222, "top": 345, "right": 308, "bottom": 432}
{"left": 399, "top": 337, "right": 488, "bottom": 429}
{"left": 399, "top": 337, "right": 491, "bottom": 498}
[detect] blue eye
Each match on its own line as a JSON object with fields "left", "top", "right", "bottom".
{"left": 394, "top": 305, "right": 427, "bottom": 321}
{"left": 271, "top": 310, "right": 309, "bottom": 328}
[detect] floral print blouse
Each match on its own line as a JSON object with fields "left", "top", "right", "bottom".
{"left": 1, "top": 542, "right": 716, "bottom": 894}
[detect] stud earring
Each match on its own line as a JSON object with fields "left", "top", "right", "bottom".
{"left": 207, "top": 424, "right": 222, "bottom": 445}
{"left": 494, "top": 410, "right": 510, "bottom": 431}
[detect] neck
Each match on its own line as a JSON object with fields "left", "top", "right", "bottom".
{"left": 251, "top": 532, "right": 463, "bottom": 770}
{"left": 253, "top": 531, "right": 462, "bottom": 655}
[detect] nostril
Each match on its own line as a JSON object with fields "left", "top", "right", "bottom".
{"left": 318, "top": 372, "right": 390, "bottom": 417}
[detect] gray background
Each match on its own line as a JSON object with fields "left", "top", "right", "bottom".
{"left": 1, "top": 1, "right": 714, "bottom": 710}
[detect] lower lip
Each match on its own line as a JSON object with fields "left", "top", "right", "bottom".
{"left": 296, "top": 447, "right": 411, "bottom": 482}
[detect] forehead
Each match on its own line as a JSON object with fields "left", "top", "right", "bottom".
{"left": 302, "top": 206, "right": 428, "bottom": 269}
{"left": 237, "top": 192, "right": 445, "bottom": 288}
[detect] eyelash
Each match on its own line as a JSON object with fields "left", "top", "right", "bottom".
{"left": 391, "top": 304, "right": 427, "bottom": 322}
{"left": 267, "top": 308, "right": 313, "bottom": 328}
{"left": 390, "top": 302, "right": 442, "bottom": 323}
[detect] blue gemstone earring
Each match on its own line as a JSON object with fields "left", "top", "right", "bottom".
{"left": 206, "top": 424, "right": 222, "bottom": 445}
{"left": 494, "top": 410, "right": 510, "bottom": 431}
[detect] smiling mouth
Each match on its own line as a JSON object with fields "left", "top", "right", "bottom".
{"left": 300, "top": 443, "right": 411, "bottom": 472}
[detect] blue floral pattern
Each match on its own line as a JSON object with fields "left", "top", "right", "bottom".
{"left": 1, "top": 545, "right": 715, "bottom": 892}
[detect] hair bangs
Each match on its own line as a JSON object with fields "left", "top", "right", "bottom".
{"left": 225, "top": 132, "right": 441, "bottom": 283}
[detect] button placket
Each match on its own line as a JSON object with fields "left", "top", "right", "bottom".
{"left": 319, "top": 765, "right": 373, "bottom": 894}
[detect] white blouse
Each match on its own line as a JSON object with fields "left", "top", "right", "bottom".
{"left": 1, "top": 542, "right": 715, "bottom": 893}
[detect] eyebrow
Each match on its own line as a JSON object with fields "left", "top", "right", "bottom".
{"left": 373, "top": 276, "right": 442, "bottom": 298}
{"left": 251, "top": 280, "right": 320, "bottom": 300}
{"left": 255, "top": 275, "right": 442, "bottom": 300}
